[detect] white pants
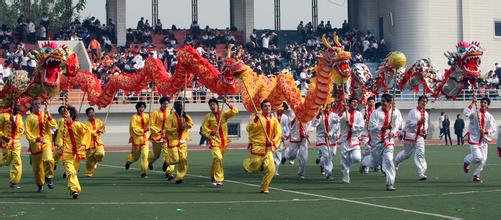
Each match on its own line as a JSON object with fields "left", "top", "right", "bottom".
{"left": 464, "top": 143, "right": 488, "bottom": 177}
{"left": 318, "top": 145, "right": 337, "bottom": 176}
{"left": 394, "top": 140, "right": 427, "bottom": 178}
{"left": 362, "top": 142, "right": 396, "bottom": 186}
{"left": 285, "top": 139, "right": 308, "bottom": 176}
{"left": 273, "top": 141, "right": 286, "bottom": 173}
{"left": 340, "top": 142, "right": 361, "bottom": 183}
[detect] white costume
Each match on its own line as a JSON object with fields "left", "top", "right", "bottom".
{"left": 273, "top": 112, "right": 290, "bottom": 175}
{"left": 463, "top": 104, "right": 497, "bottom": 178}
{"left": 339, "top": 109, "right": 365, "bottom": 183}
{"left": 394, "top": 108, "right": 429, "bottom": 179}
{"left": 311, "top": 111, "right": 340, "bottom": 179}
{"left": 284, "top": 116, "right": 312, "bottom": 177}
{"left": 361, "top": 107, "right": 403, "bottom": 189}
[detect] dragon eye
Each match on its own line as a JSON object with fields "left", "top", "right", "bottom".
{"left": 457, "top": 46, "right": 465, "bottom": 53}
{"left": 41, "top": 47, "right": 53, "bottom": 53}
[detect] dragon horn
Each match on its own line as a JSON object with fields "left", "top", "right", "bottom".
{"left": 237, "top": 46, "right": 243, "bottom": 60}
{"left": 321, "top": 34, "right": 333, "bottom": 50}
{"left": 333, "top": 32, "right": 342, "bottom": 47}
{"left": 227, "top": 44, "right": 234, "bottom": 58}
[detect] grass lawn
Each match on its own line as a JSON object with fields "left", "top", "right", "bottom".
{"left": 0, "top": 145, "right": 499, "bottom": 219}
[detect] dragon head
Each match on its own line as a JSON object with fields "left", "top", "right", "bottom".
{"left": 445, "top": 41, "right": 483, "bottom": 78}
{"left": 320, "top": 33, "right": 352, "bottom": 84}
{"left": 29, "top": 41, "right": 79, "bottom": 96}
{"left": 221, "top": 45, "right": 248, "bottom": 80}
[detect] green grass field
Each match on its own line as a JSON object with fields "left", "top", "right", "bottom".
{"left": 0, "top": 145, "right": 500, "bottom": 220}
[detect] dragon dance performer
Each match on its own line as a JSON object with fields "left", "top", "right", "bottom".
{"left": 339, "top": 98, "right": 365, "bottom": 184}
{"left": 463, "top": 97, "right": 497, "bottom": 183}
{"left": 281, "top": 111, "right": 313, "bottom": 179}
{"left": 361, "top": 94, "right": 403, "bottom": 191}
{"left": 243, "top": 99, "right": 282, "bottom": 193}
{"left": 164, "top": 101, "right": 193, "bottom": 184}
{"left": 126, "top": 102, "right": 150, "bottom": 178}
{"left": 148, "top": 96, "right": 171, "bottom": 171}
{"left": 25, "top": 97, "right": 57, "bottom": 192}
{"left": 395, "top": 95, "right": 429, "bottom": 181}
{"left": 53, "top": 106, "right": 66, "bottom": 171}
{"left": 359, "top": 97, "right": 376, "bottom": 174}
{"left": 201, "top": 97, "right": 238, "bottom": 186}
{"left": 55, "top": 106, "right": 91, "bottom": 199}
{"left": 311, "top": 103, "right": 339, "bottom": 180}
{"left": 272, "top": 103, "right": 290, "bottom": 176}
{"left": 0, "top": 104, "right": 24, "bottom": 189}
{"left": 84, "top": 107, "right": 106, "bottom": 177}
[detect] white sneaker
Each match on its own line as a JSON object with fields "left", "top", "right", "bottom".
{"left": 298, "top": 175, "right": 305, "bottom": 180}
{"left": 274, "top": 172, "right": 280, "bottom": 176}
{"left": 289, "top": 160, "right": 295, "bottom": 165}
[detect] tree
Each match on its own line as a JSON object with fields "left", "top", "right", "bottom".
{"left": 0, "top": 0, "right": 87, "bottom": 29}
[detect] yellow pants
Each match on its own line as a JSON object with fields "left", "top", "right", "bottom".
{"left": 165, "top": 144, "right": 188, "bottom": 181}
{"left": 42, "top": 144, "right": 55, "bottom": 179}
{"left": 63, "top": 155, "right": 81, "bottom": 195}
{"left": 210, "top": 147, "right": 226, "bottom": 183}
{"left": 1, "top": 143, "right": 22, "bottom": 185}
{"left": 30, "top": 153, "right": 55, "bottom": 186}
{"left": 148, "top": 142, "right": 165, "bottom": 165}
{"left": 243, "top": 152, "right": 275, "bottom": 192}
{"left": 85, "top": 145, "right": 105, "bottom": 177}
{"left": 126, "top": 144, "right": 149, "bottom": 176}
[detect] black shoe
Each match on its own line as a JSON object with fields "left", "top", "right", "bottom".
{"left": 315, "top": 158, "right": 320, "bottom": 164}
{"left": 125, "top": 163, "right": 130, "bottom": 170}
{"left": 148, "top": 163, "right": 153, "bottom": 170}
{"left": 71, "top": 191, "right": 79, "bottom": 199}
{"left": 165, "top": 173, "right": 174, "bottom": 181}
{"left": 54, "top": 164, "right": 57, "bottom": 170}
{"left": 162, "top": 162, "right": 168, "bottom": 172}
{"left": 141, "top": 174, "right": 148, "bottom": 178}
{"left": 37, "top": 185, "right": 43, "bottom": 193}
{"left": 62, "top": 173, "right": 67, "bottom": 179}
{"left": 46, "top": 178, "right": 54, "bottom": 189}
{"left": 175, "top": 179, "right": 183, "bottom": 184}
{"left": 280, "top": 157, "right": 287, "bottom": 165}
{"left": 473, "top": 176, "right": 483, "bottom": 183}
{"left": 9, "top": 184, "right": 21, "bottom": 189}
{"left": 359, "top": 165, "right": 367, "bottom": 174}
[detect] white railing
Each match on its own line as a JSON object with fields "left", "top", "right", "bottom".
{"left": 49, "top": 89, "right": 501, "bottom": 106}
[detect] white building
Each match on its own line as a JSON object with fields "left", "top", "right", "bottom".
{"left": 348, "top": 0, "right": 501, "bottom": 72}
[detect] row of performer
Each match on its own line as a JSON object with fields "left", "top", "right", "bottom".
{"left": 0, "top": 94, "right": 497, "bottom": 198}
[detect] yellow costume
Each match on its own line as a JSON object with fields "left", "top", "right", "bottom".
{"left": 243, "top": 114, "right": 282, "bottom": 192}
{"left": 84, "top": 119, "right": 105, "bottom": 177}
{"left": 54, "top": 118, "right": 66, "bottom": 163}
{"left": 25, "top": 112, "right": 57, "bottom": 187}
{"left": 148, "top": 108, "right": 171, "bottom": 168}
{"left": 201, "top": 105, "right": 238, "bottom": 183}
{"left": 55, "top": 120, "right": 91, "bottom": 195}
{"left": 164, "top": 112, "right": 193, "bottom": 181}
{"left": 0, "top": 113, "right": 24, "bottom": 185}
{"left": 127, "top": 113, "right": 150, "bottom": 176}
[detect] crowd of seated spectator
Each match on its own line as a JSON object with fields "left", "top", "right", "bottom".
{"left": 1, "top": 16, "right": 499, "bottom": 103}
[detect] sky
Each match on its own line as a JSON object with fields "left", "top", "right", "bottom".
{"left": 79, "top": 0, "right": 348, "bottom": 30}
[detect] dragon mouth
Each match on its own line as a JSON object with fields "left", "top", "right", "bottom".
{"left": 335, "top": 60, "right": 351, "bottom": 77}
{"left": 462, "top": 53, "right": 482, "bottom": 77}
{"left": 43, "top": 57, "right": 61, "bottom": 87}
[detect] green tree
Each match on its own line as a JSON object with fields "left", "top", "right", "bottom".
{"left": 0, "top": 0, "right": 87, "bottom": 29}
